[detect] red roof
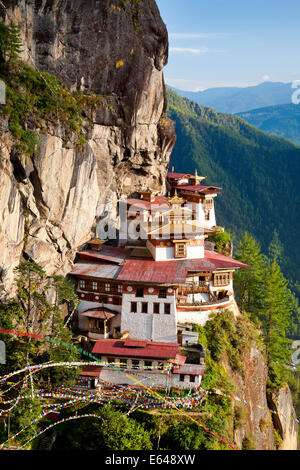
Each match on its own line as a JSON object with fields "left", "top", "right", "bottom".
{"left": 116, "top": 251, "right": 248, "bottom": 284}
{"left": 79, "top": 366, "right": 103, "bottom": 377}
{"left": 178, "top": 184, "right": 221, "bottom": 194}
{"left": 125, "top": 196, "right": 170, "bottom": 211}
{"left": 167, "top": 173, "right": 190, "bottom": 180}
{"left": 92, "top": 339, "right": 179, "bottom": 359}
{"left": 173, "top": 354, "right": 187, "bottom": 366}
{"left": 80, "top": 308, "right": 117, "bottom": 320}
{"left": 123, "top": 339, "right": 148, "bottom": 348}
{"left": 78, "top": 246, "right": 131, "bottom": 265}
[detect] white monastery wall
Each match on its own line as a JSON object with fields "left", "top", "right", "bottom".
{"left": 121, "top": 293, "right": 178, "bottom": 343}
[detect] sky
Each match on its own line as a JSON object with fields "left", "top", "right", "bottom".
{"left": 156, "top": 0, "right": 300, "bottom": 91}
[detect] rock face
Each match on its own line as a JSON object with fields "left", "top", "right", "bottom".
{"left": 268, "top": 386, "right": 299, "bottom": 450}
{"left": 0, "top": 0, "right": 175, "bottom": 293}
{"left": 225, "top": 343, "right": 298, "bottom": 450}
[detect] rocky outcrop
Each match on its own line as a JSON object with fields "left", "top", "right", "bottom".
{"left": 224, "top": 343, "right": 298, "bottom": 450}
{"left": 230, "top": 345, "right": 276, "bottom": 450}
{"left": 0, "top": 0, "right": 176, "bottom": 294}
{"left": 268, "top": 386, "right": 299, "bottom": 450}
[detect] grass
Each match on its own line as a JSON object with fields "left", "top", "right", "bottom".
{"left": 0, "top": 61, "right": 105, "bottom": 159}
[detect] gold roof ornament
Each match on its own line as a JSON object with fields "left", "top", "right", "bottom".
{"left": 88, "top": 233, "right": 107, "bottom": 250}
{"left": 167, "top": 189, "right": 186, "bottom": 205}
{"left": 191, "top": 169, "right": 206, "bottom": 184}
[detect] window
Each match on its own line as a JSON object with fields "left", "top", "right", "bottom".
{"left": 164, "top": 303, "right": 171, "bottom": 315}
{"left": 136, "top": 287, "right": 144, "bottom": 298}
{"left": 79, "top": 279, "right": 85, "bottom": 289}
{"left": 142, "top": 302, "right": 148, "bottom": 314}
{"left": 92, "top": 281, "right": 98, "bottom": 291}
{"left": 204, "top": 198, "right": 213, "bottom": 210}
{"left": 158, "top": 288, "right": 167, "bottom": 299}
{"left": 132, "top": 360, "right": 140, "bottom": 369}
{"left": 118, "top": 284, "right": 123, "bottom": 294}
{"left": 153, "top": 303, "right": 160, "bottom": 314}
{"left": 214, "top": 273, "right": 230, "bottom": 287}
{"left": 145, "top": 361, "right": 152, "bottom": 368}
{"left": 174, "top": 243, "right": 187, "bottom": 259}
{"left": 105, "top": 283, "right": 110, "bottom": 292}
{"left": 190, "top": 375, "right": 196, "bottom": 383}
{"left": 100, "top": 295, "right": 108, "bottom": 304}
{"left": 205, "top": 211, "right": 210, "bottom": 221}
{"left": 179, "top": 374, "right": 185, "bottom": 382}
{"left": 157, "top": 363, "right": 164, "bottom": 371}
{"left": 131, "top": 302, "right": 137, "bottom": 313}
{"left": 107, "top": 358, "right": 115, "bottom": 364}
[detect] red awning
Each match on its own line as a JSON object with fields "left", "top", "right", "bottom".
{"left": 92, "top": 339, "right": 179, "bottom": 359}
{"left": 79, "top": 366, "right": 103, "bottom": 377}
{"left": 80, "top": 308, "right": 117, "bottom": 320}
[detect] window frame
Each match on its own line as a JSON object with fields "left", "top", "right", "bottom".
{"left": 174, "top": 242, "right": 187, "bottom": 259}
{"left": 153, "top": 303, "right": 160, "bottom": 314}
{"left": 164, "top": 303, "right": 171, "bottom": 315}
{"left": 142, "top": 302, "right": 148, "bottom": 314}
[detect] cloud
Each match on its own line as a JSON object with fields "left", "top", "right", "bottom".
{"left": 169, "top": 33, "right": 231, "bottom": 39}
{"left": 169, "top": 47, "right": 209, "bottom": 55}
{"left": 262, "top": 74, "right": 271, "bottom": 81}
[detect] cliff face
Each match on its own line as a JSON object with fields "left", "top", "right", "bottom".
{"left": 225, "top": 344, "right": 298, "bottom": 450}
{"left": 0, "top": 0, "right": 175, "bottom": 293}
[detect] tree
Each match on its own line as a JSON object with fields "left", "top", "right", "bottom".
{"left": 234, "top": 232, "right": 266, "bottom": 314}
{"left": 260, "top": 260, "right": 293, "bottom": 387}
{"left": 0, "top": 21, "right": 22, "bottom": 64}
{"left": 52, "top": 407, "right": 153, "bottom": 450}
{"left": 0, "top": 262, "right": 80, "bottom": 386}
{"left": 268, "top": 230, "right": 284, "bottom": 265}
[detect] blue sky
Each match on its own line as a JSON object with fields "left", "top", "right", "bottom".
{"left": 156, "top": 0, "right": 300, "bottom": 91}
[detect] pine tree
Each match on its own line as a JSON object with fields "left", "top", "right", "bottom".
{"left": 234, "top": 232, "right": 266, "bottom": 314}
{"left": 268, "top": 230, "right": 284, "bottom": 265}
{"left": 0, "top": 21, "right": 22, "bottom": 64}
{"left": 260, "top": 260, "right": 293, "bottom": 386}
{"left": 6, "top": 22, "right": 22, "bottom": 62}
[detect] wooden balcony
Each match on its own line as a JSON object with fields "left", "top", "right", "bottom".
{"left": 177, "top": 281, "right": 210, "bottom": 295}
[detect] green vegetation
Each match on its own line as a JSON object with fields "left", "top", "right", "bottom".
{"left": 238, "top": 104, "right": 300, "bottom": 147}
{"left": 0, "top": 262, "right": 80, "bottom": 380}
{"left": 207, "top": 230, "right": 231, "bottom": 255}
{"left": 53, "top": 406, "right": 152, "bottom": 450}
{"left": 166, "top": 88, "right": 300, "bottom": 305}
{"left": 234, "top": 233, "right": 296, "bottom": 388}
{"left": 0, "top": 20, "right": 106, "bottom": 159}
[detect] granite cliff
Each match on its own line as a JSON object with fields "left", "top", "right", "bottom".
{"left": 0, "top": 0, "right": 175, "bottom": 293}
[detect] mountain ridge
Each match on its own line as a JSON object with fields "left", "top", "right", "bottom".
{"left": 237, "top": 103, "right": 300, "bottom": 146}
{"left": 170, "top": 81, "right": 294, "bottom": 114}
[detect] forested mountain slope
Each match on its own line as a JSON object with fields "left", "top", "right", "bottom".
{"left": 238, "top": 103, "right": 300, "bottom": 146}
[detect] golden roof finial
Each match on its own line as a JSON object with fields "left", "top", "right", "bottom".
{"left": 171, "top": 165, "right": 175, "bottom": 172}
